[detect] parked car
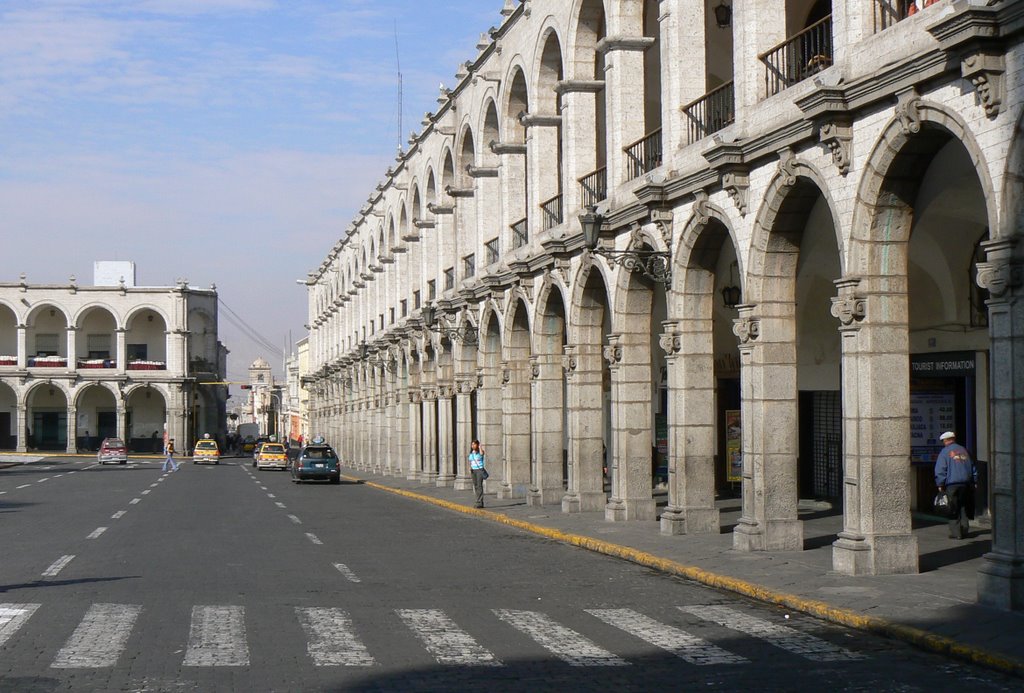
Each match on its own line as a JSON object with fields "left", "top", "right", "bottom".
{"left": 290, "top": 443, "right": 340, "bottom": 484}
{"left": 193, "top": 438, "right": 221, "bottom": 465}
{"left": 97, "top": 437, "right": 128, "bottom": 465}
{"left": 255, "top": 442, "right": 288, "bottom": 471}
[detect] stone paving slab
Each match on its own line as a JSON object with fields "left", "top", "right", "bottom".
{"left": 342, "top": 467, "right": 1024, "bottom": 675}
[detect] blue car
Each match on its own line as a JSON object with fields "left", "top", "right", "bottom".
{"left": 290, "top": 444, "right": 341, "bottom": 484}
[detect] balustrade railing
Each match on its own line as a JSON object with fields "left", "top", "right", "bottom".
{"left": 682, "top": 81, "right": 735, "bottom": 146}
{"left": 624, "top": 129, "right": 662, "bottom": 180}
{"left": 578, "top": 167, "right": 607, "bottom": 209}
{"left": 484, "top": 237, "right": 500, "bottom": 266}
{"left": 759, "top": 15, "right": 833, "bottom": 97}
{"left": 540, "top": 193, "right": 563, "bottom": 230}
{"left": 873, "top": 1, "right": 934, "bottom": 33}
{"left": 511, "top": 217, "right": 529, "bottom": 249}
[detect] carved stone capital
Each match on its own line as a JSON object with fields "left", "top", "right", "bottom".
{"left": 659, "top": 331, "right": 682, "bottom": 356}
{"left": 895, "top": 88, "right": 923, "bottom": 136}
{"left": 777, "top": 148, "right": 798, "bottom": 187}
{"left": 732, "top": 317, "right": 760, "bottom": 345}
{"left": 820, "top": 120, "right": 852, "bottom": 176}
{"left": 603, "top": 337, "right": 623, "bottom": 368}
{"left": 500, "top": 361, "right": 511, "bottom": 386}
{"left": 721, "top": 170, "right": 749, "bottom": 216}
{"left": 692, "top": 189, "right": 711, "bottom": 225}
{"left": 961, "top": 51, "right": 1005, "bottom": 118}
{"left": 830, "top": 294, "right": 867, "bottom": 326}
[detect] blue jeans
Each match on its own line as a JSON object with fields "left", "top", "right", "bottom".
{"left": 162, "top": 454, "right": 178, "bottom": 472}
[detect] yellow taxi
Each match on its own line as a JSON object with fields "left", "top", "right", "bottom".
{"left": 255, "top": 442, "right": 288, "bottom": 471}
{"left": 192, "top": 437, "right": 221, "bottom": 465}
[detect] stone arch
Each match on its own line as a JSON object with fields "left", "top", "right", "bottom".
{"left": 502, "top": 64, "right": 530, "bottom": 143}
{"left": 534, "top": 24, "right": 566, "bottom": 113}
{"left": 125, "top": 304, "right": 172, "bottom": 331}
{"left": 72, "top": 302, "right": 118, "bottom": 329}
{"left": 674, "top": 202, "right": 746, "bottom": 299}
{"left": 25, "top": 302, "right": 71, "bottom": 328}
{"left": 24, "top": 379, "right": 70, "bottom": 451}
{"left": 0, "top": 300, "right": 18, "bottom": 359}
{"left": 999, "top": 107, "right": 1024, "bottom": 242}
{"left": 568, "top": 0, "right": 608, "bottom": 79}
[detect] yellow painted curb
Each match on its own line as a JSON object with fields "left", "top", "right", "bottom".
{"left": 348, "top": 475, "right": 1024, "bottom": 680}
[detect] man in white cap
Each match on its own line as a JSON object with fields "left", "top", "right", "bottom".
{"left": 934, "top": 431, "right": 976, "bottom": 539}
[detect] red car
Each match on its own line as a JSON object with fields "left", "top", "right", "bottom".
{"left": 97, "top": 437, "right": 128, "bottom": 465}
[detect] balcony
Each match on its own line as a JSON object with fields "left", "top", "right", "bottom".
{"left": 484, "top": 237, "right": 500, "bottom": 266}
{"left": 624, "top": 129, "right": 662, "bottom": 180}
{"left": 78, "top": 359, "right": 116, "bottom": 369}
{"left": 27, "top": 356, "right": 67, "bottom": 368}
{"left": 682, "top": 81, "right": 735, "bottom": 146}
{"left": 127, "top": 360, "right": 167, "bottom": 371}
{"left": 0, "top": 355, "right": 15, "bottom": 366}
{"left": 873, "top": 1, "right": 929, "bottom": 33}
{"left": 578, "top": 167, "right": 607, "bottom": 209}
{"left": 540, "top": 194, "right": 563, "bottom": 231}
{"left": 511, "top": 218, "right": 529, "bottom": 250}
{"left": 759, "top": 15, "right": 833, "bottom": 97}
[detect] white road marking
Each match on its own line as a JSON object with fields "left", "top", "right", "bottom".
{"left": 51, "top": 603, "right": 141, "bottom": 668}
{"left": 493, "top": 610, "right": 629, "bottom": 667}
{"left": 0, "top": 491, "right": 5, "bottom": 495}
{"left": 68, "top": 471, "right": 76, "bottom": 474}
{"left": 87, "top": 527, "right": 108, "bottom": 540}
{"left": 679, "top": 606, "right": 865, "bottom": 662}
{"left": 129, "top": 498, "right": 141, "bottom": 505}
{"left": 141, "top": 490, "right": 151, "bottom": 495}
{"left": 275, "top": 502, "right": 286, "bottom": 509}
{"left": 287, "top": 514, "right": 302, "bottom": 525}
{"left": 112, "top": 511, "right": 126, "bottom": 519}
{"left": 183, "top": 606, "right": 250, "bottom": 667}
{"left": 296, "top": 608, "right": 376, "bottom": 667}
{"left": 149, "top": 483, "right": 159, "bottom": 488}
{"left": 305, "top": 533, "right": 323, "bottom": 545}
{"left": 267, "top": 493, "right": 276, "bottom": 498}
{"left": 42, "top": 555, "right": 75, "bottom": 578}
{"left": 16, "top": 484, "right": 30, "bottom": 489}
{"left": 588, "top": 609, "right": 747, "bottom": 665}
{"left": 0, "top": 604, "right": 40, "bottom": 647}
{"left": 37, "top": 477, "right": 50, "bottom": 483}
{"left": 54, "top": 474, "right": 64, "bottom": 478}
{"left": 333, "top": 563, "right": 361, "bottom": 583}
{"left": 397, "top": 609, "right": 500, "bottom": 666}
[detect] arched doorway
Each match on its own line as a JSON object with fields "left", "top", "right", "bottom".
{"left": 0, "top": 382, "right": 16, "bottom": 450}
{"left": 26, "top": 383, "right": 69, "bottom": 451}
{"left": 126, "top": 386, "right": 167, "bottom": 453}
{"left": 75, "top": 306, "right": 117, "bottom": 369}
{"left": 125, "top": 308, "right": 169, "bottom": 370}
{"left": 501, "top": 299, "right": 532, "bottom": 498}
{"left": 477, "top": 310, "right": 504, "bottom": 491}
{"left": 75, "top": 384, "right": 118, "bottom": 451}
{"left": 530, "top": 283, "right": 568, "bottom": 505}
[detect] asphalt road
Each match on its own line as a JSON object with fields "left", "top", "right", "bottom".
{"left": 0, "top": 454, "right": 1018, "bottom": 692}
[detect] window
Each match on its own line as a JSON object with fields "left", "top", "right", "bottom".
{"left": 463, "top": 254, "right": 475, "bottom": 279}
{"left": 379, "top": 314, "right": 384, "bottom": 329}
{"left": 427, "top": 281, "right": 436, "bottom": 301}
{"left": 444, "top": 267, "right": 455, "bottom": 291}
{"left": 35, "top": 333, "right": 59, "bottom": 357}
{"left": 401, "top": 299, "right": 408, "bottom": 318}
{"left": 413, "top": 291, "right": 421, "bottom": 309}
{"left": 389, "top": 308, "right": 396, "bottom": 324}
{"left": 485, "top": 238, "right": 500, "bottom": 266}
{"left": 87, "top": 333, "right": 111, "bottom": 359}
{"left": 127, "top": 344, "right": 148, "bottom": 361}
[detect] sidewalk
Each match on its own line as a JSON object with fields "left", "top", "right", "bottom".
{"left": 341, "top": 466, "right": 1024, "bottom": 678}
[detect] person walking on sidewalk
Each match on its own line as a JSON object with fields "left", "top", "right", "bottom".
{"left": 162, "top": 438, "right": 179, "bottom": 473}
{"left": 468, "top": 440, "right": 487, "bottom": 508}
{"left": 935, "top": 431, "right": 976, "bottom": 539}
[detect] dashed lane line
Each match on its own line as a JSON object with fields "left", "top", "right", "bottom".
{"left": 16, "top": 484, "right": 30, "bottom": 489}
{"left": 129, "top": 498, "right": 141, "bottom": 505}
{"left": 141, "top": 490, "right": 151, "bottom": 495}
{"left": 42, "top": 555, "right": 75, "bottom": 579}
{"left": 87, "top": 527, "right": 108, "bottom": 540}
{"left": 334, "top": 564, "right": 361, "bottom": 583}
{"left": 305, "top": 533, "right": 323, "bottom": 545}
{"left": 112, "top": 511, "right": 126, "bottom": 519}
{"left": 287, "top": 514, "right": 302, "bottom": 525}
{"left": 275, "top": 502, "right": 286, "bottom": 509}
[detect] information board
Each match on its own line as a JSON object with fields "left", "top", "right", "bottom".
{"left": 909, "top": 391, "right": 955, "bottom": 466}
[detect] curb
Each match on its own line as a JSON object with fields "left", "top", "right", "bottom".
{"left": 348, "top": 475, "right": 1024, "bottom": 680}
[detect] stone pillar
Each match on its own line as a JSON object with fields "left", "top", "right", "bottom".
{"left": 659, "top": 0, "right": 707, "bottom": 152}
{"left": 16, "top": 401, "right": 27, "bottom": 452}
{"left": 407, "top": 390, "right": 422, "bottom": 480}
{"left": 454, "top": 377, "right": 475, "bottom": 491}
{"left": 66, "top": 326, "right": 77, "bottom": 372}
{"left": 830, "top": 278, "right": 918, "bottom": 575}
{"left": 436, "top": 385, "right": 455, "bottom": 487}
{"left": 66, "top": 404, "right": 77, "bottom": 454}
{"left": 500, "top": 359, "right": 531, "bottom": 499}
{"left": 16, "top": 324, "right": 27, "bottom": 369}
{"left": 976, "top": 241, "right": 1024, "bottom": 608}
{"left": 528, "top": 354, "right": 565, "bottom": 506}
{"left": 476, "top": 366, "right": 504, "bottom": 493}
{"left": 732, "top": 0, "right": 785, "bottom": 121}
{"left": 660, "top": 320, "right": 720, "bottom": 535}
{"left": 524, "top": 117, "right": 562, "bottom": 239}
{"left": 562, "top": 343, "right": 606, "bottom": 513}
{"left": 116, "top": 328, "right": 127, "bottom": 374}
{"left": 598, "top": 35, "right": 654, "bottom": 187}
{"left": 384, "top": 378, "right": 397, "bottom": 476}
{"left": 732, "top": 305, "right": 803, "bottom": 552}
{"left": 605, "top": 333, "right": 657, "bottom": 522}
{"left": 557, "top": 82, "right": 604, "bottom": 214}
{"left": 422, "top": 389, "right": 438, "bottom": 484}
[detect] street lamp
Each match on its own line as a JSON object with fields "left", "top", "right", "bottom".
{"left": 714, "top": 1, "right": 732, "bottom": 29}
{"left": 419, "top": 303, "right": 478, "bottom": 344}
{"left": 577, "top": 206, "right": 672, "bottom": 284}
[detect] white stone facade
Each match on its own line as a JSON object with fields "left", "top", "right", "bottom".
{"left": 304, "top": 1, "right": 1024, "bottom": 609}
{"left": 0, "top": 278, "right": 228, "bottom": 454}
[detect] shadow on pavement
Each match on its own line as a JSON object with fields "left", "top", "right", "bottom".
{"left": 0, "top": 575, "right": 140, "bottom": 593}
{"left": 920, "top": 536, "right": 992, "bottom": 572}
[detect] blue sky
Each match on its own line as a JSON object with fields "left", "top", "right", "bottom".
{"left": 0, "top": 0, "right": 498, "bottom": 384}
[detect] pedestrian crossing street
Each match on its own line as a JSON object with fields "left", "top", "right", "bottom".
{"left": 0, "top": 601, "right": 864, "bottom": 670}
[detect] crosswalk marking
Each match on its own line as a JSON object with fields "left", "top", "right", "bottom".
{"left": 183, "top": 606, "right": 250, "bottom": 667}
{"left": 587, "top": 608, "right": 747, "bottom": 665}
{"left": 494, "top": 609, "right": 629, "bottom": 667}
{"left": 296, "top": 608, "right": 376, "bottom": 666}
{"left": 42, "top": 555, "right": 74, "bottom": 578}
{"left": 51, "top": 604, "right": 141, "bottom": 668}
{"left": 679, "top": 605, "right": 864, "bottom": 662}
{"left": 0, "top": 604, "right": 40, "bottom": 647}
{"left": 397, "top": 609, "right": 501, "bottom": 666}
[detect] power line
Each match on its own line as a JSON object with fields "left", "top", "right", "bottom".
{"left": 217, "top": 298, "right": 284, "bottom": 359}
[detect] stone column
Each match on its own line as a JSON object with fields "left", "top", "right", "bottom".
{"left": 500, "top": 359, "right": 531, "bottom": 499}
{"left": 436, "top": 384, "right": 455, "bottom": 487}
{"left": 732, "top": 0, "right": 785, "bottom": 120}
{"left": 556, "top": 82, "right": 604, "bottom": 214}
{"left": 116, "top": 401, "right": 127, "bottom": 442}
{"left": 476, "top": 366, "right": 504, "bottom": 493}
{"left": 66, "top": 403, "right": 77, "bottom": 453}
{"left": 605, "top": 333, "right": 657, "bottom": 522}
{"left": 830, "top": 278, "right": 918, "bottom": 575}
{"left": 976, "top": 241, "right": 1023, "bottom": 608}
{"left": 407, "top": 390, "right": 422, "bottom": 481}
{"left": 115, "top": 328, "right": 127, "bottom": 374}
{"left": 659, "top": 0, "right": 707, "bottom": 153}
{"left": 562, "top": 343, "right": 606, "bottom": 513}
{"left": 454, "top": 376, "right": 475, "bottom": 491}
{"left": 384, "top": 374, "right": 396, "bottom": 476}
{"left": 598, "top": 36, "right": 654, "bottom": 187}
{"left": 732, "top": 305, "right": 803, "bottom": 552}
{"left": 16, "top": 324, "right": 27, "bottom": 369}
{"left": 523, "top": 116, "right": 562, "bottom": 239}
{"left": 422, "top": 388, "right": 438, "bottom": 484}
{"left": 528, "top": 354, "right": 565, "bottom": 506}
{"left": 660, "top": 320, "right": 720, "bottom": 535}
{"left": 16, "top": 401, "right": 27, "bottom": 452}
{"left": 66, "top": 327, "right": 77, "bottom": 372}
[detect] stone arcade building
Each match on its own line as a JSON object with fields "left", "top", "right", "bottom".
{"left": 303, "top": 0, "right": 1024, "bottom": 609}
{"left": 0, "top": 268, "right": 229, "bottom": 454}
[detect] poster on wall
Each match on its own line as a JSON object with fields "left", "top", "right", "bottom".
{"left": 725, "top": 409, "right": 742, "bottom": 483}
{"left": 909, "top": 391, "right": 955, "bottom": 465}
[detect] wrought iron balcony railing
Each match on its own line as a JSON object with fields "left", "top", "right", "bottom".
{"left": 511, "top": 217, "right": 528, "bottom": 250}
{"left": 759, "top": 15, "right": 833, "bottom": 97}
{"left": 682, "top": 81, "right": 735, "bottom": 146}
{"left": 578, "top": 166, "right": 607, "bottom": 209}
{"left": 540, "top": 193, "right": 563, "bottom": 230}
{"left": 624, "top": 129, "right": 662, "bottom": 180}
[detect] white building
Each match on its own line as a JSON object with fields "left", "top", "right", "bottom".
{"left": 0, "top": 266, "right": 228, "bottom": 453}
